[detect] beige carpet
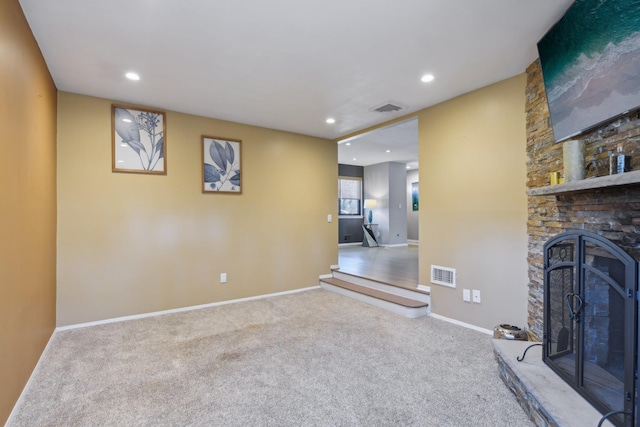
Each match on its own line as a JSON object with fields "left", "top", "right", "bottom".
{"left": 9, "top": 289, "right": 533, "bottom": 426}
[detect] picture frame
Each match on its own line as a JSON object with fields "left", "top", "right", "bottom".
{"left": 112, "top": 105, "right": 166, "bottom": 174}
{"left": 202, "top": 136, "right": 242, "bottom": 194}
{"left": 412, "top": 182, "right": 419, "bottom": 211}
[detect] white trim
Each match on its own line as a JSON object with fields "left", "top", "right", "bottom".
{"left": 330, "top": 264, "right": 340, "bottom": 270}
{"left": 338, "top": 242, "right": 362, "bottom": 247}
{"left": 56, "top": 286, "right": 321, "bottom": 331}
{"left": 429, "top": 313, "right": 493, "bottom": 335}
{"left": 407, "top": 239, "right": 419, "bottom": 246}
{"left": 380, "top": 243, "right": 408, "bottom": 248}
{"left": 319, "top": 274, "right": 333, "bottom": 279}
{"left": 5, "top": 330, "right": 57, "bottom": 426}
{"left": 336, "top": 116, "right": 419, "bottom": 145}
{"left": 417, "top": 284, "right": 431, "bottom": 292}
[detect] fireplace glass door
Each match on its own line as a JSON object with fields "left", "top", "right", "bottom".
{"left": 544, "top": 231, "right": 637, "bottom": 427}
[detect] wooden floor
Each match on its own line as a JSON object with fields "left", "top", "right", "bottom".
{"left": 337, "top": 244, "right": 419, "bottom": 288}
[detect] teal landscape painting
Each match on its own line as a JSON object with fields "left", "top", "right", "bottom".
{"left": 538, "top": 0, "right": 640, "bottom": 141}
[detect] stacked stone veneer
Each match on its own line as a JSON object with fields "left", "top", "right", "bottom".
{"left": 493, "top": 347, "right": 557, "bottom": 427}
{"left": 526, "top": 60, "right": 640, "bottom": 338}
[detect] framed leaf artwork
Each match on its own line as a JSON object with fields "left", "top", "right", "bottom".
{"left": 202, "top": 136, "right": 242, "bottom": 194}
{"left": 112, "top": 105, "right": 166, "bottom": 174}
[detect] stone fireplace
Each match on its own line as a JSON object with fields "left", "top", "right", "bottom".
{"left": 525, "top": 59, "right": 640, "bottom": 425}
{"left": 543, "top": 231, "right": 637, "bottom": 426}
{"left": 526, "top": 60, "right": 640, "bottom": 341}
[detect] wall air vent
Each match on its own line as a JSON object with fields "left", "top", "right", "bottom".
{"left": 431, "top": 265, "right": 456, "bottom": 288}
{"left": 372, "top": 103, "right": 404, "bottom": 113}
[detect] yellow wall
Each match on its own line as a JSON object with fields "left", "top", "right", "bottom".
{"left": 0, "top": 0, "right": 58, "bottom": 423}
{"left": 418, "top": 74, "right": 528, "bottom": 330}
{"left": 57, "top": 92, "right": 338, "bottom": 326}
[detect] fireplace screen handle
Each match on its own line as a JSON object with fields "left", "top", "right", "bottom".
{"left": 566, "top": 293, "right": 583, "bottom": 322}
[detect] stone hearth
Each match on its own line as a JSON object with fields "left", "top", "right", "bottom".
{"left": 493, "top": 339, "right": 614, "bottom": 427}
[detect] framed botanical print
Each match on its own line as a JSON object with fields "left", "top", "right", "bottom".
{"left": 202, "top": 136, "right": 242, "bottom": 193}
{"left": 112, "top": 105, "right": 166, "bottom": 174}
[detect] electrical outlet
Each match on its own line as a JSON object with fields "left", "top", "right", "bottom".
{"left": 463, "top": 289, "right": 471, "bottom": 302}
{"left": 220, "top": 273, "right": 227, "bottom": 283}
{"left": 472, "top": 289, "right": 481, "bottom": 304}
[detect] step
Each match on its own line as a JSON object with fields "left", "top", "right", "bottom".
{"left": 332, "top": 270, "right": 430, "bottom": 303}
{"left": 320, "top": 277, "right": 429, "bottom": 318}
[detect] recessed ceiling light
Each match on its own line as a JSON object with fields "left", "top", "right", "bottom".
{"left": 353, "top": 158, "right": 357, "bottom": 161}
{"left": 326, "top": 118, "right": 335, "bottom": 124}
{"left": 421, "top": 74, "right": 434, "bottom": 83}
{"left": 386, "top": 149, "right": 391, "bottom": 153}
{"left": 125, "top": 72, "right": 140, "bottom": 81}
{"left": 346, "top": 142, "right": 351, "bottom": 146}
{"left": 406, "top": 165, "right": 411, "bottom": 169}
{"left": 122, "top": 118, "right": 132, "bottom": 123}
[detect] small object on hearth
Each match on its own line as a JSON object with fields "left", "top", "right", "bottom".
{"left": 549, "top": 172, "right": 559, "bottom": 186}
{"left": 608, "top": 150, "right": 616, "bottom": 175}
{"left": 493, "top": 324, "right": 528, "bottom": 341}
{"left": 616, "top": 144, "right": 631, "bottom": 174}
{"left": 563, "top": 139, "right": 585, "bottom": 182}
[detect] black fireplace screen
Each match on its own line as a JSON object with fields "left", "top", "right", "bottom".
{"left": 544, "top": 231, "right": 638, "bottom": 427}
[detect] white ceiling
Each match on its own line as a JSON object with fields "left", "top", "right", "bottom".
{"left": 19, "top": 0, "right": 572, "bottom": 166}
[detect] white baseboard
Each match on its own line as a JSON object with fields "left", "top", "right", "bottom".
{"left": 5, "top": 330, "right": 57, "bottom": 427}
{"left": 56, "top": 286, "right": 321, "bottom": 331}
{"left": 338, "top": 242, "right": 362, "bottom": 247}
{"left": 380, "top": 243, "right": 409, "bottom": 248}
{"left": 407, "top": 240, "right": 419, "bottom": 246}
{"left": 330, "top": 264, "right": 339, "bottom": 270}
{"left": 429, "top": 313, "right": 493, "bottom": 335}
{"left": 319, "top": 273, "right": 333, "bottom": 279}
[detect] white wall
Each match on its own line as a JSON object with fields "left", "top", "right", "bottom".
{"left": 388, "top": 162, "right": 408, "bottom": 245}
{"left": 364, "top": 163, "right": 388, "bottom": 242}
{"left": 364, "top": 162, "right": 408, "bottom": 245}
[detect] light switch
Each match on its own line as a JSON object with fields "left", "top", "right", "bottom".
{"left": 327, "top": 214, "right": 332, "bottom": 223}
{"left": 472, "top": 289, "right": 481, "bottom": 304}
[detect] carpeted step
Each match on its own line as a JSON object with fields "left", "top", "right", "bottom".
{"left": 321, "top": 278, "right": 428, "bottom": 308}
{"left": 320, "top": 277, "right": 429, "bottom": 318}
{"left": 331, "top": 270, "right": 430, "bottom": 303}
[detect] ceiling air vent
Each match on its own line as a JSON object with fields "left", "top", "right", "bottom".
{"left": 372, "top": 103, "right": 404, "bottom": 113}
{"left": 431, "top": 265, "right": 456, "bottom": 288}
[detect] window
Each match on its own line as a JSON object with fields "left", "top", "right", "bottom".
{"left": 338, "top": 177, "right": 362, "bottom": 216}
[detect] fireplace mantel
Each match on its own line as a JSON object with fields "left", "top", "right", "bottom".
{"left": 527, "top": 170, "right": 640, "bottom": 196}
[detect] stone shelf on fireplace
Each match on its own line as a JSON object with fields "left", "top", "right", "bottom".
{"left": 527, "top": 169, "right": 640, "bottom": 196}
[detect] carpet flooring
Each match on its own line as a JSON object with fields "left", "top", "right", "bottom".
{"left": 9, "top": 289, "right": 533, "bottom": 426}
